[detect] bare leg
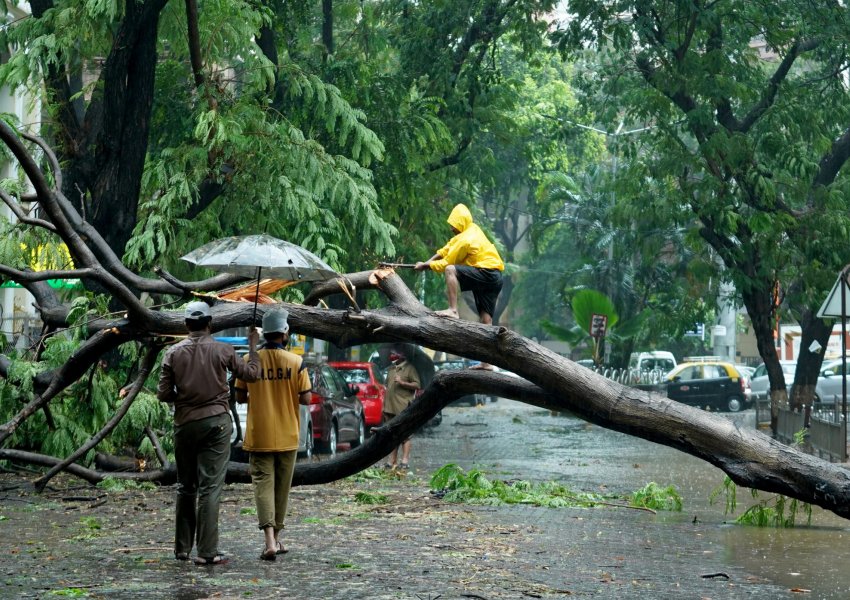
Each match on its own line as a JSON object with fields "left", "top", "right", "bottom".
{"left": 470, "top": 311, "right": 495, "bottom": 370}
{"left": 263, "top": 526, "right": 276, "bottom": 552}
{"left": 400, "top": 439, "right": 412, "bottom": 466}
{"left": 435, "top": 266, "right": 459, "bottom": 317}
{"left": 388, "top": 446, "right": 399, "bottom": 467}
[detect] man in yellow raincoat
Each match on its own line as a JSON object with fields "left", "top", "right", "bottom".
{"left": 415, "top": 203, "right": 505, "bottom": 337}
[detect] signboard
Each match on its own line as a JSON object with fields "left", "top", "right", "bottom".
{"left": 711, "top": 325, "right": 727, "bottom": 337}
{"left": 817, "top": 272, "right": 850, "bottom": 318}
{"left": 684, "top": 324, "right": 705, "bottom": 339}
{"left": 590, "top": 313, "right": 608, "bottom": 338}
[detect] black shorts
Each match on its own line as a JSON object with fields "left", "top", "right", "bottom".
{"left": 455, "top": 266, "right": 503, "bottom": 318}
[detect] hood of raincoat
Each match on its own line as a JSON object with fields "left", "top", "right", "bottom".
{"left": 447, "top": 204, "right": 473, "bottom": 233}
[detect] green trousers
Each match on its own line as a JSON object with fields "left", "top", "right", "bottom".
{"left": 249, "top": 450, "right": 298, "bottom": 531}
{"left": 173, "top": 412, "right": 232, "bottom": 559}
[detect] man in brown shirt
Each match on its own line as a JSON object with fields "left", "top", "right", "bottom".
{"left": 157, "top": 301, "right": 260, "bottom": 565}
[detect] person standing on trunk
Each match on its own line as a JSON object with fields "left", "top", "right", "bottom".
{"left": 157, "top": 301, "right": 261, "bottom": 566}
{"left": 234, "top": 308, "right": 312, "bottom": 561}
{"left": 415, "top": 203, "right": 504, "bottom": 369}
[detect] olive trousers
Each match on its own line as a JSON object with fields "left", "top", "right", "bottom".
{"left": 249, "top": 450, "right": 298, "bottom": 531}
{"left": 173, "top": 412, "right": 232, "bottom": 559}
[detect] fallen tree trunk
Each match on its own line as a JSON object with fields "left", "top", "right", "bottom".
{"left": 5, "top": 366, "right": 850, "bottom": 520}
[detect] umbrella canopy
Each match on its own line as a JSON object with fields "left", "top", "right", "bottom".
{"left": 181, "top": 234, "right": 338, "bottom": 282}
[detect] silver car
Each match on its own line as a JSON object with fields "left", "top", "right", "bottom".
{"left": 815, "top": 359, "right": 850, "bottom": 406}
{"left": 748, "top": 361, "right": 796, "bottom": 402}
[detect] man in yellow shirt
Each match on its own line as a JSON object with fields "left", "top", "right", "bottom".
{"left": 235, "top": 308, "right": 311, "bottom": 561}
{"left": 415, "top": 203, "right": 505, "bottom": 326}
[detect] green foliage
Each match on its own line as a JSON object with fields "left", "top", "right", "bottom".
{"left": 79, "top": 516, "right": 101, "bottom": 530}
{"left": 630, "top": 482, "right": 682, "bottom": 511}
{"left": 428, "top": 463, "right": 626, "bottom": 508}
{"left": 353, "top": 491, "right": 389, "bottom": 505}
{"left": 96, "top": 478, "right": 157, "bottom": 492}
{"left": 710, "top": 476, "right": 812, "bottom": 528}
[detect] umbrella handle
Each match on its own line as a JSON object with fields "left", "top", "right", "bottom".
{"left": 252, "top": 267, "right": 262, "bottom": 324}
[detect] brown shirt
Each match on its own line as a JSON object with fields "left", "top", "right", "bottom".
{"left": 157, "top": 331, "right": 260, "bottom": 426}
{"left": 383, "top": 360, "right": 420, "bottom": 415}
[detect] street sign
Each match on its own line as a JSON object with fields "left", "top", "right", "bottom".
{"left": 817, "top": 272, "right": 850, "bottom": 318}
{"left": 590, "top": 313, "right": 608, "bottom": 338}
{"left": 684, "top": 324, "right": 705, "bottom": 338}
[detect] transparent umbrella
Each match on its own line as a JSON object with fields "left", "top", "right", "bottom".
{"left": 181, "top": 234, "right": 338, "bottom": 319}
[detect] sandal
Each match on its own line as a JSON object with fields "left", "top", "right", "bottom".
{"left": 381, "top": 463, "right": 395, "bottom": 470}
{"left": 194, "top": 554, "right": 229, "bottom": 566}
{"left": 260, "top": 548, "right": 277, "bottom": 561}
{"left": 275, "top": 541, "right": 289, "bottom": 555}
{"left": 175, "top": 552, "right": 190, "bottom": 561}
{"left": 399, "top": 462, "right": 409, "bottom": 470}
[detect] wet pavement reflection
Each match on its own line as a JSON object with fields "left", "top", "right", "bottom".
{"left": 414, "top": 399, "right": 850, "bottom": 598}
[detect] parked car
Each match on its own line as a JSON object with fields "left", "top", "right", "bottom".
{"left": 735, "top": 365, "right": 756, "bottom": 403}
{"left": 329, "top": 361, "right": 386, "bottom": 430}
{"left": 748, "top": 361, "right": 796, "bottom": 403}
{"left": 433, "top": 359, "right": 486, "bottom": 406}
{"left": 305, "top": 360, "right": 365, "bottom": 456}
{"left": 815, "top": 358, "right": 850, "bottom": 406}
{"left": 628, "top": 351, "right": 677, "bottom": 374}
{"left": 665, "top": 360, "right": 749, "bottom": 412}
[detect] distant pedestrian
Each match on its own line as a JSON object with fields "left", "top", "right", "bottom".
{"left": 381, "top": 346, "right": 421, "bottom": 470}
{"left": 157, "top": 301, "right": 260, "bottom": 565}
{"left": 415, "top": 203, "right": 504, "bottom": 369}
{"left": 234, "top": 308, "right": 311, "bottom": 561}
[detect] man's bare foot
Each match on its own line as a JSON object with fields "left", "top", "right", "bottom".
{"left": 435, "top": 308, "right": 459, "bottom": 318}
{"left": 469, "top": 363, "right": 494, "bottom": 371}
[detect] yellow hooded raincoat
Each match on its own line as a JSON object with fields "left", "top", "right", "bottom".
{"left": 430, "top": 204, "right": 505, "bottom": 273}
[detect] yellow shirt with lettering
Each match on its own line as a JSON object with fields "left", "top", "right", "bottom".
{"left": 235, "top": 347, "right": 311, "bottom": 452}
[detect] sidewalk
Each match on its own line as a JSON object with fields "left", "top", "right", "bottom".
{"left": 0, "top": 401, "right": 828, "bottom": 599}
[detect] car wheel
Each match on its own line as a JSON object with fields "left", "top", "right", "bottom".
{"left": 319, "top": 422, "right": 338, "bottom": 456}
{"left": 351, "top": 416, "right": 365, "bottom": 448}
{"left": 726, "top": 395, "right": 743, "bottom": 412}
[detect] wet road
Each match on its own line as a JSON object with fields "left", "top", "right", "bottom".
{"left": 411, "top": 399, "right": 850, "bottom": 598}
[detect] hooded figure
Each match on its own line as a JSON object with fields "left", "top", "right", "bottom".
{"left": 429, "top": 204, "right": 505, "bottom": 273}
{"left": 415, "top": 204, "right": 504, "bottom": 359}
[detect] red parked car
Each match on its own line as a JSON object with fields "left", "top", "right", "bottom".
{"left": 306, "top": 360, "right": 365, "bottom": 456}
{"left": 328, "top": 361, "right": 386, "bottom": 430}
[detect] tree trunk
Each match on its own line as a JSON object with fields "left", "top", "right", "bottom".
{"left": 791, "top": 308, "right": 832, "bottom": 411}
{"left": 741, "top": 285, "right": 786, "bottom": 435}
{"left": 322, "top": 0, "right": 334, "bottom": 57}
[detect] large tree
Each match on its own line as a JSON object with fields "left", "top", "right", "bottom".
{"left": 557, "top": 0, "right": 850, "bottom": 429}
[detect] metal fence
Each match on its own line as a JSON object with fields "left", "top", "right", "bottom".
{"left": 0, "top": 313, "right": 43, "bottom": 354}
{"left": 761, "top": 397, "right": 847, "bottom": 463}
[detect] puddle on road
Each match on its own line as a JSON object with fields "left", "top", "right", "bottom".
{"left": 421, "top": 400, "right": 850, "bottom": 598}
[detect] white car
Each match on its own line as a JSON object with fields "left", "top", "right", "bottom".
{"left": 814, "top": 359, "right": 850, "bottom": 406}
{"left": 748, "top": 361, "right": 796, "bottom": 402}
{"left": 231, "top": 401, "right": 313, "bottom": 459}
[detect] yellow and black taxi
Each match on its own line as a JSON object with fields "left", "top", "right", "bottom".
{"left": 665, "top": 357, "right": 749, "bottom": 412}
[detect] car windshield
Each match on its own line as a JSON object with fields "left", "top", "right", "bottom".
{"left": 338, "top": 368, "right": 369, "bottom": 384}
{"left": 640, "top": 358, "right": 675, "bottom": 371}
{"left": 435, "top": 361, "right": 465, "bottom": 371}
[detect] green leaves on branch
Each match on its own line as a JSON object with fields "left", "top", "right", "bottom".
{"left": 710, "top": 476, "right": 812, "bottom": 528}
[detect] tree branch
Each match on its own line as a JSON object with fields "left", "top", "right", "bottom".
{"left": 32, "top": 344, "right": 162, "bottom": 491}
{"left": 737, "top": 38, "right": 820, "bottom": 133}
